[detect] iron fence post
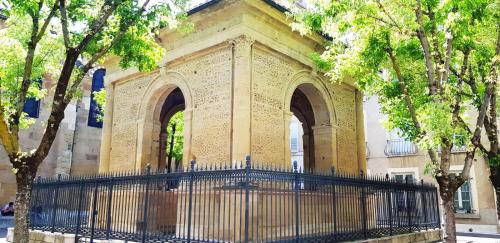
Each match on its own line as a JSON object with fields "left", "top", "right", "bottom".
{"left": 406, "top": 177, "right": 412, "bottom": 233}
{"left": 187, "top": 160, "right": 195, "bottom": 243}
{"left": 90, "top": 181, "right": 99, "bottom": 243}
{"left": 421, "top": 180, "right": 428, "bottom": 231}
{"left": 244, "top": 155, "right": 251, "bottom": 243}
{"left": 31, "top": 176, "right": 41, "bottom": 230}
{"left": 331, "top": 167, "right": 337, "bottom": 242}
{"left": 293, "top": 161, "right": 300, "bottom": 242}
{"left": 50, "top": 174, "right": 61, "bottom": 233}
{"left": 434, "top": 187, "right": 441, "bottom": 229}
{"left": 386, "top": 174, "right": 393, "bottom": 236}
{"left": 74, "top": 180, "right": 84, "bottom": 243}
{"left": 360, "top": 170, "right": 367, "bottom": 239}
{"left": 142, "top": 164, "right": 152, "bottom": 243}
{"left": 106, "top": 177, "right": 114, "bottom": 240}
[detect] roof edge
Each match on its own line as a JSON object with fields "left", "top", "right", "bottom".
{"left": 187, "top": 0, "right": 332, "bottom": 41}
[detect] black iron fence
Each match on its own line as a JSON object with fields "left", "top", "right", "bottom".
{"left": 29, "top": 157, "right": 440, "bottom": 242}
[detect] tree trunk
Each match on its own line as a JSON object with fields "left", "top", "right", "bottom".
{"left": 439, "top": 186, "right": 457, "bottom": 243}
{"left": 495, "top": 187, "right": 500, "bottom": 223}
{"left": 167, "top": 123, "right": 176, "bottom": 173}
{"left": 13, "top": 165, "right": 36, "bottom": 243}
{"left": 488, "top": 165, "right": 500, "bottom": 221}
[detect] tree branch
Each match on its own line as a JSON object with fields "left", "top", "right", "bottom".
{"left": 461, "top": 75, "right": 496, "bottom": 181}
{"left": 386, "top": 39, "right": 422, "bottom": 135}
{"left": 426, "top": 3, "right": 444, "bottom": 87}
{"left": 12, "top": 0, "right": 59, "bottom": 142}
{"left": 0, "top": 110, "right": 19, "bottom": 160}
{"left": 485, "top": 24, "right": 500, "bottom": 155}
{"left": 32, "top": 0, "right": 120, "bottom": 164}
{"left": 64, "top": 0, "right": 152, "bottom": 103}
{"left": 35, "top": 0, "right": 59, "bottom": 43}
{"left": 64, "top": 32, "right": 124, "bottom": 103}
{"left": 33, "top": 0, "right": 152, "bottom": 164}
{"left": 415, "top": 0, "right": 437, "bottom": 95}
{"left": 366, "top": 14, "right": 413, "bottom": 36}
{"left": 451, "top": 48, "right": 469, "bottom": 122}
{"left": 440, "top": 28, "right": 453, "bottom": 92}
{"left": 375, "top": 0, "right": 404, "bottom": 34}
{"left": 59, "top": 0, "right": 70, "bottom": 49}
{"left": 74, "top": 0, "right": 118, "bottom": 52}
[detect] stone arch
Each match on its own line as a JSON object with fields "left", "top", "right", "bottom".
{"left": 283, "top": 70, "right": 337, "bottom": 172}
{"left": 283, "top": 71, "right": 337, "bottom": 125}
{"left": 136, "top": 71, "right": 193, "bottom": 171}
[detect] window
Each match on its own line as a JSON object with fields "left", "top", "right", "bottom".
{"left": 454, "top": 180, "right": 473, "bottom": 213}
{"left": 290, "top": 137, "right": 298, "bottom": 152}
{"left": 88, "top": 69, "right": 105, "bottom": 128}
{"left": 23, "top": 79, "right": 42, "bottom": 118}
{"left": 392, "top": 173, "right": 416, "bottom": 211}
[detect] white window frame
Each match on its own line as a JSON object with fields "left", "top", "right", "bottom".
{"left": 388, "top": 168, "right": 418, "bottom": 211}
{"left": 450, "top": 165, "right": 479, "bottom": 214}
{"left": 388, "top": 167, "right": 420, "bottom": 182}
{"left": 454, "top": 180, "right": 472, "bottom": 213}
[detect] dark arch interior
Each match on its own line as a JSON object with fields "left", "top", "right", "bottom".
{"left": 290, "top": 88, "right": 315, "bottom": 171}
{"left": 158, "top": 87, "right": 185, "bottom": 172}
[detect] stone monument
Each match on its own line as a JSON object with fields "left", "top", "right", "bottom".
{"left": 99, "top": 0, "right": 366, "bottom": 174}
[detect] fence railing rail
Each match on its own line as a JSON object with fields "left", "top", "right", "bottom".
{"left": 29, "top": 157, "right": 440, "bottom": 242}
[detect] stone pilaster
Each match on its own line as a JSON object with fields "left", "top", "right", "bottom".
{"left": 355, "top": 90, "right": 366, "bottom": 173}
{"left": 312, "top": 125, "right": 337, "bottom": 172}
{"left": 182, "top": 108, "right": 193, "bottom": 167}
{"left": 283, "top": 111, "right": 293, "bottom": 167}
{"left": 230, "top": 35, "right": 254, "bottom": 162}
{"left": 98, "top": 83, "right": 114, "bottom": 173}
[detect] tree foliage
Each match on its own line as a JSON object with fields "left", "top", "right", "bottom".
{"left": 166, "top": 111, "right": 184, "bottom": 168}
{"left": 290, "top": 0, "right": 499, "bottom": 242}
{"left": 0, "top": 0, "right": 190, "bottom": 241}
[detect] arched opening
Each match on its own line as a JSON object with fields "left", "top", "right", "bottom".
{"left": 135, "top": 72, "right": 192, "bottom": 171}
{"left": 290, "top": 88, "right": 316, "bottom": 171}
{"left": 288, "top": 83, "right": 332, "bottom": 172}
{"left": 289, "top": 115, "right": 305, "bottom": 171}
{"left": 158, "top": 87, "right": 185, "bottom": 172}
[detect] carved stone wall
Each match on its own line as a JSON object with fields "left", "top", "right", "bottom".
{"left": 173, "top": 47, "right": 233, "bottom": 163}
{"left": 331, "top": 85, "right": 359, "bottom": 174}
{"left": 251, "top": 47, "right": 298, "bottom": 165}
{"left": 108, "top": 47, "right": 233, "bottom": 171}
{"left": 102, "top": 0, "right": 365, "bottom": 173}
{"left": 109, "top": 76, "right": 151, "bottom": 171}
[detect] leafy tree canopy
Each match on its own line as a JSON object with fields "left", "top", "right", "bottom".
{"left": 0, "top": 0, "right": 192, "bottom": 240}
{"left": 0, "top": 0, "right": 191, "bottom": 152}
{"left": 290, "top": 1, "right": 499, "bottom": 241}
{"left": 290, "top": 0, "right": 498, "bottom": 165}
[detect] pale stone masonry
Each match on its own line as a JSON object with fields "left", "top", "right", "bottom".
{"left": 100, "top": 0, "right": 366, "bottom": 174}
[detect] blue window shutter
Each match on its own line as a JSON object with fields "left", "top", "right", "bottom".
{"left": 23, "top": 79, "right": 42, "bottom": 118}
{"left": 88, "top": 69, "right": 105, "bottom": 128}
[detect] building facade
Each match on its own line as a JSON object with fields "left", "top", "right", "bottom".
{"left": 99, "top": 0, "right": 366, "bottom": 174}
{"left": 364, "top": 96, "right": 499, "bottom": 233}
{"left": 0, "top": 72, "right": 103, "bottom": 205}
